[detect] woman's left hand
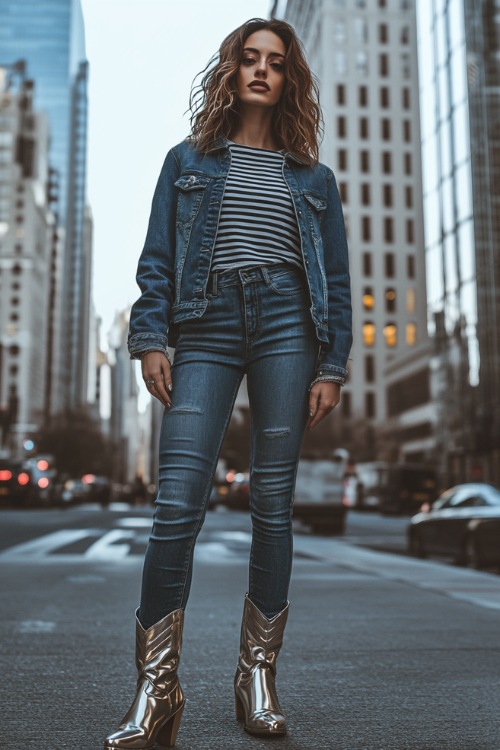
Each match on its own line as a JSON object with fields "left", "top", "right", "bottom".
{"left": 308, "top": 382, "right": 341, "bottom": 430}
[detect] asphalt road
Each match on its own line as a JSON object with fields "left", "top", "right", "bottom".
{"left": 1, "top": 504, "right": 499, "bottom": 750}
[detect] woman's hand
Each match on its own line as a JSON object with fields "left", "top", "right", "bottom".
{"left": 308, "top": 381, "right": 341, "bottom": 430}
{"left": 141, "top": 352, "right": 172, "bottom": 409}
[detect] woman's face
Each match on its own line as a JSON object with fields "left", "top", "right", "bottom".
{"left": 235, "top": 29, "right": 286, "bottom": 109}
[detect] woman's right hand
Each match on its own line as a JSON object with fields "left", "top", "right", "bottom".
{"left": 141, "top": 351, "right": 172, "bottom": 408}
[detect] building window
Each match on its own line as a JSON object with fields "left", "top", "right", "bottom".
{"left": 337, "top": 116, "right": 347, "bottom": 138}
{"left": 379, "top": 53, "right": 389, "bottom": 76}
{"left": 385, "top": 288, "right": 396, "bottom": 312}
{"left": 406, "top": 219, "right": 414, "bottom": 244}
{"left": 363, "top": 286, "right": 375, "bottom": 310}
{"left": 383, "top": 323, "right": 397, "bottom": 347}
{"left": 360, "top": 150, "right": 370, "bottom": 173}
{"left": 380, "top": 86, "right": 390, "bottom": 108}
{"left": 379, "top": 0, "right": 386, "bottom": 6}
{"left": 337, "top": 84, "right": 346, "bottom": 105}
{"left": 362, "top": 216, "right": 372, "bottom": 242}
{"left": 404, "top": 153, "right": 412, "bottom": 175}
{"left": 360, "top": 117, "right": 369, "bottom": 139}
{"left": 361, "top": 183, "right": 371, "bottom": 205}
{"left": 359, "top": 85, "right": 368, "bottom": 106}
{"left": 12, "top": 264, "right": 22, "bottom": 275}
{"left": 11, "top": 297, "right": 20, "bottom": 306}
{"left": 405, "top": 186, "right": 413, "bottom": 208}
{"left": 407, "top": 288, "right": 416, "bottom": 312}
{"left": 381, "top": 118, "right": 391, "bottom": 140}
{"left": 403, "top": 120, "right": 411, "bottom": 142}
{"left": 341, "top": 390, "right": 351, "bottom": 418}
{"left": 402, "top": 88, "right": 411, "bottom": 110}
{"left": 15, "top": 244, "right": 22, "bottom": 254}
{"left": 379, "top": 23, "right": 388, "bottom": 43}
{"left": 339, "top": 182, "right": 348, "bottom": 203}
{"left": 10, "top": 312, "right": 19, "bottom": 321}
{"left": 382, "top": 152, "right": 392, "bottom": 173}
{"left": 338, "top": 149, "right": 348, "bottom": 170}
{"left": 384, "top": 217, "right": 394, "bottom": 243}
{"left": 356, "top": 0, "right": 366, "bottom": 7}
{"left": 407, "top": 255, "right": 415, "bottom": 278}
{"left": 365, "top": 392, "right": 376, "bottom": 419}
{"left": 356, "top": 51, "right": 369, "bottom": 75}
{"left": 9, "top": 344, "right": 20, "bottom": 356}
{"left": 365, "top": 355, "right": 375, "bottom": 383}
{"left": 401, "top": 26, "right": 410, "bottom": 44}
{"left": 363, "top": 252, "right": 372, "bottom": 276}
{"left": 401, "top": 52, "right": 411, "bottom": 78}
{"left": 9, "top": 364, "right": 18, "bottom": 376}
{"left": 383, "top": 184, "right": 393, "bottom": 207}
{"left": 363, "top": 322, "right": 376, "bottom": 346}
{"left": 401, "top": 0, "right": 410, "bottom": 9}
{"left": 355, "top": 17, "right": 368, "bottom": 42}
{"left": 336, "top": 51, "right": 347, "bottom": 76}
{"left": 385, "top": 252, "right": 395, "bottom": 277}
{"left": 335, "top": 19, "right": 347, "bottom": 43}
{"left": 406, "top": 323, "right": 417, "bottom": 345}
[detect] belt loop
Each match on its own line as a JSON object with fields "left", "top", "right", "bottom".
{"left": 211, "top": 271, "right": 218, "bottom": 296}
{"left": 262, "top": 266, "right": 271, "bottom": 285}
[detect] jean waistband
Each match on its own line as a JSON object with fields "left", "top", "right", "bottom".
{"left": 207, "top": 262, "right": 297, "bottom": 294}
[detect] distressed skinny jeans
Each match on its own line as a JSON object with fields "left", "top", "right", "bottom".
{"left": 139, "top": 263, "right": 319, "bottom": 627}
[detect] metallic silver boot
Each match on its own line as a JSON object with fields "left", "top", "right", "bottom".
{"left": 234, "top": 594, "right": 289, "bottom": 736}
{"left": 104, "top": 608, "right": 184, "bottom": 749}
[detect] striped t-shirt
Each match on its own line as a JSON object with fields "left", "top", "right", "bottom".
{"left": 210, "top": 142, "right": 302, "bottom": 271}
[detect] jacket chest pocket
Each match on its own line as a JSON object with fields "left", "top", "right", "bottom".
{"left": 175, "top": 174, "right": 211, "bottom": 228}
{"left": 304, "top": 193, "right": 327, "bottom": 233}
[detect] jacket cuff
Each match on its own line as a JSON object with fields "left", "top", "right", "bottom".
{"left": 314, "top": 363, "right": 347, "bottom": 386}
{"left": 128, "top": 333, "right": 169, "bottom": 361}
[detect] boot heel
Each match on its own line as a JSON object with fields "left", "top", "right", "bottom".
{"left": 235, "top": 691, "right": 245, "bottom": 721}
{"left": 156, "top": 703, "right": 184, "bottom": 748}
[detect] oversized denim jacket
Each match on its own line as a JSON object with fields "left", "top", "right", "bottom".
{"left": 127, "top": 137, "right": 353, "bottom": 383}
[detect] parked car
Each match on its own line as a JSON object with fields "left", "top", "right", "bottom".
{"left": 0, "top": 459, "right": 33, "bottom": 507}
{"left": 407, "top": 483, "right": 500, "bottom": 569}
{"left": 348, "top": 461, "right": 438, "bottom": 514}
{"left": 293, "top": 451, "right": 349, "bottom": 534}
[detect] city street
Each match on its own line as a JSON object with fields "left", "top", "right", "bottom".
{"left": 1, "top": 504, "right": 499, "bottom": 750}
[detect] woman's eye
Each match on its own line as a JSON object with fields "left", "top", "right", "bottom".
{"left": 271, "top": 63, "right": 284, "bottom": 71}
{"left": 242, "top": 57, "right": 256, "bottom": 65}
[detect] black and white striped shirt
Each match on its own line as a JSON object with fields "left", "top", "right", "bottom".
{"left": 211, "top": 143, "right": 302, "bottom": 271}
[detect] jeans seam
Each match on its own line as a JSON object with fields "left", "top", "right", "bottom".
{"left": 176, "top": 371, "right": 244, "bottom": 609}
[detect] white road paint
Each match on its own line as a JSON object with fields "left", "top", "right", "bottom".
{"left": 0, "top": 529, "right": 99, "bottom": 560}
{"left": 84, "top": 529, "right": 135, "bottom": 559}
{"left": 17, "top": 620, "right": 57, "bottom": 633}
{"left": 116, "top": 517, "right": 152, "bottom": 528}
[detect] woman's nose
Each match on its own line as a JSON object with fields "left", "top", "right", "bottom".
{"left": 255, "top": 58, "right": 267, "bottom": 76}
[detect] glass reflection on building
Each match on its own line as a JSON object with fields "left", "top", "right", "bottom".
{"left": 417, "top": 0, "right": 500, "bottom": 484}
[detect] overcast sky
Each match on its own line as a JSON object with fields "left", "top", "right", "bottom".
{"left": 81, "top": 0, "right": 272, "bottom": 352}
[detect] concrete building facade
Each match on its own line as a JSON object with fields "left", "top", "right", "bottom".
{"left": 279, "top": 0, "right": 428, "bottom": 435}
{"left": 0, "top": 67, "right": 55, "bottom": 450}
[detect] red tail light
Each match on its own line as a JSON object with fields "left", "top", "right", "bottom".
{"left": 38, "top": 477, "right": 50, "bottom": 489}
{"left": 0, "top": 470, "right": 12, "bottom": 481}
{"left": 18, "top": 473, "right": 30, "bottom": 486}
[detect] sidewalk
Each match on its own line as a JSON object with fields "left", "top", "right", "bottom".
{"left": 1, "top": 536, "right": 499, "bottom": 749}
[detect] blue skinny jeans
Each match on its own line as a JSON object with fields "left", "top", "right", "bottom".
{"left": 139, "top": 263, "right": 320, "bottom": 626}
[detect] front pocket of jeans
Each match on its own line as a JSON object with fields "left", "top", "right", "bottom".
{"left": 268, "top": 270, "right": 307, "bottom": 295}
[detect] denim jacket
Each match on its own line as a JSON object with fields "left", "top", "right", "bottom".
{"left": 128, "top": 137, "right": 352, "bottom": 383}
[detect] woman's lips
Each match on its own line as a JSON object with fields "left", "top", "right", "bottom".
{"left": 248, "top": 82, "right": 270, "bottom": 91}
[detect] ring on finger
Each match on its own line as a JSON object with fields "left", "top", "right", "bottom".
{"left": 145, "top": 379, "right": 155, "bottom": 385}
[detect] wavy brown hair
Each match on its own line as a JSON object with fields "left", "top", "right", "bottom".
{"left": 188, "top": 18, "right": 323, "bottom": 165}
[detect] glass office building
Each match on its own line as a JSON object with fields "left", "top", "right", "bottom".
{"left": 0, "top": 0, "right": 90, "bottom": 410}
{"left": 417, "top": 0, "right": 500, "bottom": 483}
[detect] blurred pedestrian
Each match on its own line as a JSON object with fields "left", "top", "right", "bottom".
{"left": 105, "top": 17, "right": 352, "bottom": 749}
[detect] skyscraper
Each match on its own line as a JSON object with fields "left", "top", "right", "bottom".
{"left": 416, "top": 0, "right": 500, "bottom": 484}
{"left": 0, "top": 66, "right": 54, "bottom": 445}
{"left": 0, "top": 0, "right": 91, "bottom": 412}
{"left": 277, "top": 0, "right": 428, "bottom": 442}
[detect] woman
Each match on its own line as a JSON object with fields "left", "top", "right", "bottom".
{"left": 105, "top": 17, "right": 352, "bottom": 749}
